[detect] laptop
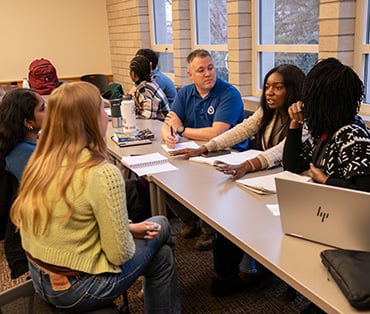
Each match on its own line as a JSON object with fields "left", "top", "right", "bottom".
{"left": 275, "top": 177, "right": 370, "bottom": 251}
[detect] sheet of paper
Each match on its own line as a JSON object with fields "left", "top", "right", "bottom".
{"left": 161, "top": 141, "right": 199, "bottom": 154}
{"left": 189, "top": 149, "right": 262, "bottom": 166}
{"left": 236, "top": 171, "right": 312, "bottom": 194}
{"left": 266, "top": 204, "right": 280, "bottom": 216}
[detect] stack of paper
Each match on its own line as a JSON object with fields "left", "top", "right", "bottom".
{"left": 189, "top": 149, "right": 262, "bottom": 166}
{"left": 236, "top": 171, "right": 312, "bottom": 194}
{"left": 121, "top": 152, "right": 177, "bottom": 176}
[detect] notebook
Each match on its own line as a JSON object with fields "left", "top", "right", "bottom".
{"left": 189, "top": 149, "right": 261, "bottom": 167}
{"left": 237, "top": 170, "right": 311, "bottom": 194}
{"left": 275, "top": 177, "right": 370, "bottom": 251}
{"left": 121, "top": 152, "right": 177, "bottom": 176}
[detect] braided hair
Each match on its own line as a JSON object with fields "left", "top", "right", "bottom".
{"left": 129, "top": 55, "right": 152, "bottom": 83}
{"left": 302, "top": 58, "right": 364, "bottom": 138}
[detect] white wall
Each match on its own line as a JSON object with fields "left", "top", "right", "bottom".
{"left": 0, "top": 0, "right": 112, "bottom": 82}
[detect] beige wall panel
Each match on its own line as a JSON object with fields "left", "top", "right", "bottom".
{"left": 0, "top": 0, "right": 111, "bottom": 82}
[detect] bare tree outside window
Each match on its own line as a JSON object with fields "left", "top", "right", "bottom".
{"left": 259, "top": 0, "right": 319, "bottom": 79}
{"left": 195, "top": 0, "right": 228, "bottom": 81}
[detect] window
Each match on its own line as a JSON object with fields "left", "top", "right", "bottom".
{"left": 149, "top": 0, "right": 174, "bottom": 74}
{"left": 193, "top": 0, "right": 228, "bottom": 81}
{"left": 355, "top": 0, "right": 370, "bottom": 105}
{"left": 254, "top": 0, "right": 319, "bottom": 93}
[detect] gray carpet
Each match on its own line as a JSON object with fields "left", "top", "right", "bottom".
{"left": 0, "top": 218, "right": 312, "bottom": 313}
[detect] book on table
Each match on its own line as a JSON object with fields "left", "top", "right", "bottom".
{"left": 189, "top": 149, "right": 262, "bottom": 166}
{"left": 236, "top": 170, "right": 312, "bottom": 195}
{"left": 121, "top": 152, "right": 177, "bottom": 176}
{"left": 111, "top": 129, "right": 153, "bottom": 147}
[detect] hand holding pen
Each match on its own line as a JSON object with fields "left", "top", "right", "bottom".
{"left": 165, "top": 124, "right": 178, "bottom": 149}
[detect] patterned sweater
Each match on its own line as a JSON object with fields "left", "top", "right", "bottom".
{"left": 21, "top": 149, "right": 135, "bottom": 274}
{"left": 134, "top": 80, "right": 170, "bottom": 121}
{"left": 204, "top": 107, "right": 286, "bottom": 169}
{"left": 284, "top": 115, "right": 370, "bottom": 192}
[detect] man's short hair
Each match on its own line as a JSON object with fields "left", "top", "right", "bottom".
{"left": 186, "top": 49, "right": 212, "bottom": 65}
{"left": 136, "top": 48, "right": 159, "bottom": 69}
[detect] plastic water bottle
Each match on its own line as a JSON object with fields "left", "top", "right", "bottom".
{"left": 121, "top": 94, "right": 137, "bottom": 133}
{"left": 22, "top": 78, "right": 30, "bottom": 88}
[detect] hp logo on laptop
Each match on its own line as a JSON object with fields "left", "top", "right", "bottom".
{"left": 317, "top": 206, "right": 329, "bottom": 222}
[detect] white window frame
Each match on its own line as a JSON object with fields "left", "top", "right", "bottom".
{"left": 251, "top": 0, "right": 319, "bottom": 97}
{"left": 190, "top": 0, "right": 228, "bottom": 54}
{"left": 354, "top": 0, "right": 370, "bottom": 119}
{"left": 148, "top": 0, "right": 174, "bottom": 79}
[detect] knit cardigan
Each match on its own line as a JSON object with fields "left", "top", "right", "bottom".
{"left": 20, "top": 150, "right": 135, "bottom": 274}
{"left": 204, "top": 107, "right": 285, "bottom": 169}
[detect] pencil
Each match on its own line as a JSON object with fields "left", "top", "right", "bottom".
{"left": 170, "top": 125, "right": 174, "bottom": 137}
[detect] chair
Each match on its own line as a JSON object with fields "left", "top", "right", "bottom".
{"left": 80, "top": 74, "right": 109, "bottom": 95}
{"left": 0, "top": 278, "right": 130, "bottom": 313}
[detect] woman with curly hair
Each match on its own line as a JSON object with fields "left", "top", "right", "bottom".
{"left": 284, "top": 57, "right": 370, "bottom": 192}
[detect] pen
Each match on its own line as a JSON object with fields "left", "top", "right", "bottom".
{"left": 170, "top": 125, "right": 174, "bottom": 137}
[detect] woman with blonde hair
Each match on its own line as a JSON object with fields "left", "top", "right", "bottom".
{"left": 11, "top": 81, "right": 180, "bottom": 313}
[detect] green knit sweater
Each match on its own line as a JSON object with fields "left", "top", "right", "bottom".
{"left": 21, "top": 150, "right": 135, "bottom": 274}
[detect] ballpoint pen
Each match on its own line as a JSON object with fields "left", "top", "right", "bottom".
{"left": 170, "top": 125, "right": 174, "bottom": 137}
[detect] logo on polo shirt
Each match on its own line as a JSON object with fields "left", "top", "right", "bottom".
{"left": 207, "top": 106, "right": 215, "bottom": 115}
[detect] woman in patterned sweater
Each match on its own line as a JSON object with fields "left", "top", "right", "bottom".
{"left": 10, "top": 82, "right": 180, "bottom": 313}
{"left": 129, "top": 55, "right": 170, "bottom": 121}
{"left": 284, "top": 57, "right": 370, "bottom": 192}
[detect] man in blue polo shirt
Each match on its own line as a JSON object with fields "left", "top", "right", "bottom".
{"left": 161, "top": 49, "right": 248, "bottom": 250}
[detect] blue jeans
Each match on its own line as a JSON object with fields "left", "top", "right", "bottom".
{"left": 28, "top": 216, "right": 181, "bottom": 313}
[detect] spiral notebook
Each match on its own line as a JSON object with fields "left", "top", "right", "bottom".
{"left": 121, "top": 152, "right": 177, "bottom": 176}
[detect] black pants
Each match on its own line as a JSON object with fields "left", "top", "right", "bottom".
{"left": 213, "top": 232, "right": 243, "bottom": 279}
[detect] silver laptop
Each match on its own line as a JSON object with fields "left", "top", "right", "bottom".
{"left": 275, "top": 177, "right": 370, "bottom": 251}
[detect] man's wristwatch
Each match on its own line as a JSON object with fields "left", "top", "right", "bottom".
{"left": 176, "top": 125, "right": 185, "bottom": 136}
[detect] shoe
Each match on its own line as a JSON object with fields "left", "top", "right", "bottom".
{"left": 194, "top": 233, "right": 213, "bottom": 251}
{"left": 210, "top": 269, "right": 272, "bottom": 297}
{"left": 180, "top": 219, "right": 200, "bottom": 238}
{"left": 210, "top": 273, "right": 254, "bottom": 297}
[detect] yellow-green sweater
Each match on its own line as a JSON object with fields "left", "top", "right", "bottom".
{"left": 20, "top": 150, "right": 135, "bottom": 274}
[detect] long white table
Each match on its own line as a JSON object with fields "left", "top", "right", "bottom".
{"left": 107, "top": 120, "right": 369, "bottom": 314}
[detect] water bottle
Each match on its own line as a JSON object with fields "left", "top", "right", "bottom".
{"left": 121, "top": 94, "right": 137, "bottom": 133}
{"left": 110, "top": 98, "right": 122, "bottom": 128}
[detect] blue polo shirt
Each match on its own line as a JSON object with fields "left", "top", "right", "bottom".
{"left": 172, "top": 78, "right": 248, "bottom": 151}
{"left": 152, "top": 69, "right": 177, "bottom": 107}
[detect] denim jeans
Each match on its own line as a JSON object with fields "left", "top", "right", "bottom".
{"left": 28, "top": 215, "right": 181, "bottom": 313}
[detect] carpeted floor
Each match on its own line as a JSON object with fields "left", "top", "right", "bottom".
{"left": 0, "top": 218, "right": 312, "bottom": 313}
